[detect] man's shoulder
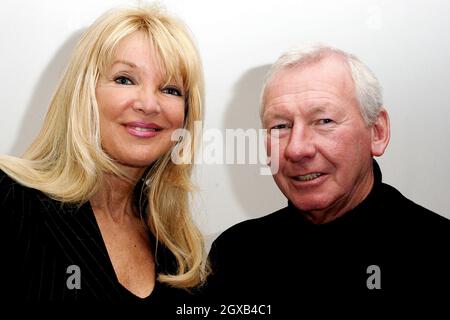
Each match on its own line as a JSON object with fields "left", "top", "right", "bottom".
{"left": 379, "top": 182, "right": 450, "bottom": 228}
{"left": 207, "top": 207, "right": 293, "bottom": 282}
{"left": 214, "top": 206, "right": 290, "bottom": 242}
{"left": 210, "top": 206, "right": 296, "bottom": 258}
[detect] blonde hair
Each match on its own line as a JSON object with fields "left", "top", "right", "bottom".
{"left": 0, "top": 5, "right": 208, "bottom": 288}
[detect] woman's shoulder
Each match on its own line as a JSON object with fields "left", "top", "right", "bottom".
{"left": 0, "top": 169, "right": 25, "bottom": 202}
{"left": 0, "top": 169, "right": 48, "bottom": 224}
{"left": 0, "top": 169, "right": 16, "bottom": 188}
{"left": 0, "top": 169, "right": 38, "bottom": 201}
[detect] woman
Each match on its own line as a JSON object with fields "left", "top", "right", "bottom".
{"left": 0, "top": 5, "right": 208, "bottom": 304}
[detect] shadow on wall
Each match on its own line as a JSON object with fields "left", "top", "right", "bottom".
{"left": 222, "top": 65, "right": 286, "bottom": 220}
{"left": 9, "top": 30, "right": 85, "bottom": 157}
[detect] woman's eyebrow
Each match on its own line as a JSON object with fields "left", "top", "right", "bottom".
{"left": 111, "top": 59, "right": 137, "bottom": 68}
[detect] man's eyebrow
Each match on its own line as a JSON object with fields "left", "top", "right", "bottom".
{"left": 263, "top": 111, "right": 290, "bottom": 124}
{"left": 303, "top": 103, "right": 341, "bottom": 116}
{"left": 308, "top": 105, "right": 329, "bottom": 114}
{"left": 263, "top": 104, "right": 339, "bottom": 125}
{"left": 264, "top": 112, "right": 288, "bottom": 119}
{"left": 111, "top": 59, "right": 137, "bottom": 68}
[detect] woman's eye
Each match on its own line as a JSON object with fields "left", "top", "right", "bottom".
{"left": 162, "top": 87, "right": 182, "bottom": 97}
{"left": 114, "top": 76, "right": 134, "bottom": 85}
{"left": 318, "top": 119, "right": 333, "bottom": 125}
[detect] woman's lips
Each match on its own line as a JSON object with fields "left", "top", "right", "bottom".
{"left": 124, "top": 121, "right": 162, "bottom": 138}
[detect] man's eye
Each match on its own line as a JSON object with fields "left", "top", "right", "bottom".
{"left": 318, "top": 119, "right": 333, "bottom": 125}
{"left": 269, "top": 124, "right": 292, "bottom": 135}
{"left": 162, "top": 87, "right": 182, "bottom": 96}
{"left": 114, "top": 76, "right": 134, "bottom": 85}
{"left": 271, "top": 124, "right": 290, "bottom": 130}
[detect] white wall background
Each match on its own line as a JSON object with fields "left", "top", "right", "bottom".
{"left": 1, "top": 0, "right": 449, "bottom": 246}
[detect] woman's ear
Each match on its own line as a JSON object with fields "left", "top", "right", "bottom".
{"left": 371, "top": 108, "right": 390, "bottom": 157}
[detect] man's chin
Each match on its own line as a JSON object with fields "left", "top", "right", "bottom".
{"left": 290, "top": 197, "right": 331, "bottom": 212}
{"left": 289, "top": 198, "right": 341, "bottom": 223}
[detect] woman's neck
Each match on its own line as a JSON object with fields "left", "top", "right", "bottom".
{"left": 90, "top": 169, "right": 142, "bottom": 223}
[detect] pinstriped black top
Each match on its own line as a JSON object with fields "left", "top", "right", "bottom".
{"left": 0, "top": 169, "right": 192, "bottom": 308}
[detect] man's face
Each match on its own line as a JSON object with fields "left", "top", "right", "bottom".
{"left": 263, "top": 55, "right": 380, "bottom": 223}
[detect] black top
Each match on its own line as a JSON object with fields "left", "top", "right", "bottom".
{"left": 206, "top": 160, "right": 450, "bottom": 312}
{"left": 0, "top": 170, "right": 193, "bottom": 313}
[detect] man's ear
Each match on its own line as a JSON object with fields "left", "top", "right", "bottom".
{"left": 371, "top": 108, "right": 390, "bottom": 157}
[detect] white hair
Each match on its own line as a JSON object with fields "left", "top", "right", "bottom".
{"left": 260, "top": 44, "right": 383, "bottom": 125}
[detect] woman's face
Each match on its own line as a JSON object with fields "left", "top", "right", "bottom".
{"left": 96, "top": 31, "right": 185, "bottom": 177}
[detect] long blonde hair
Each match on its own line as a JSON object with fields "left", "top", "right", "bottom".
{"left": 0, "top": 5, "right": 208, "bottom": 288}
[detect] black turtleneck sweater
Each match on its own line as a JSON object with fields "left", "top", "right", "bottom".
{"left": 206, "top": 161, "right": 450, "bottom": 311}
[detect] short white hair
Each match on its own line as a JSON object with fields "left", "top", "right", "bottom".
{"left": 260, "top": 44, "right": 383, "bottom": 125}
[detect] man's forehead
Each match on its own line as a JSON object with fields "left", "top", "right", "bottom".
{"left": 264, "top": 56, "right": 355, "bottom": 108}
{"left": 264, "top": 79, "right": 354, "bottom": 110}
{"left": 263, "top": 98, "right": 341, "bottom": 121}
{"left": 266, "top": 80, "right": 346, "bottom": 99}
{"left": 270, "top": 56, "right": 353, "bottom": 89}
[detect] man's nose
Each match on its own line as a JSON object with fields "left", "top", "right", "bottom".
{"left": 133, "top": 87, "right": 162, "bottom": 115}
{"left": 284, "top": 125, "right": 317, "bottom": 162}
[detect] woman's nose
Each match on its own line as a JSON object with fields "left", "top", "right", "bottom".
{"left": 133, "top": 87, "right": 161, "bottom": 115}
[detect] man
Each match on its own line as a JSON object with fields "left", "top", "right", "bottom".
{"left": 207, "top": 45, "right": 449, "bottom": 311}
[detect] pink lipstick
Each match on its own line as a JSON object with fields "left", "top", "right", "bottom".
{"left": 125, "top": 121, "right": 162, "bottom": 138}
